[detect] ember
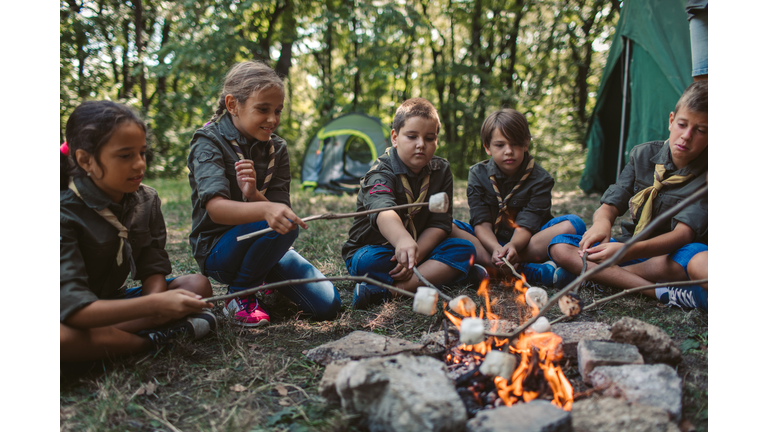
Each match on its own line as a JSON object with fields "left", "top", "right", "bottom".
{"left": 445, "top": 274, "right": 574, "bottom": 415}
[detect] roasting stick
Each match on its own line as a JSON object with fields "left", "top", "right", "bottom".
{"left": 549, "top": 278, "right": 708, "bottom": 324}
{"left": 202, "top": 275, "right": 417, "bottom": 303}
{"left": 473, "top": 184, "right": 708, "bottom": 340}
{"left": 500, "top": 258, "right": 532, "bottom": 289}
{"left": 236, "top": 192, "right": 450, "bottom": 241}
{"left": 412, "top": 267, "right": 453, "bottom": 302}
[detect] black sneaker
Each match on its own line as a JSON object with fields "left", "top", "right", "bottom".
{"left": 139, "top": 311, "right": 217, "bottom": 353}
{"left": 351, "top": 282, "right": 393, "bottom": 310}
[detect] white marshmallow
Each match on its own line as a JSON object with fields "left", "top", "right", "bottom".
{"left": 460, "top": 317, "right": 486, "bottom": 345}
{"left": 449, "top": 295, "right": 477, "bottom": 317}
{"left": 525, "top": 287, "right": 548, "bottom": 310}
{"left": 479, "top": 350, "right": 517, "bottom": 380}
{"left": 412, "top": 287, "right": 439, "bottom": 316}
{"left": 530, "top": 316, "right": 551, "bottom": 333}
{"left": 428, "top": 192, "right": 450, "bottom": 213}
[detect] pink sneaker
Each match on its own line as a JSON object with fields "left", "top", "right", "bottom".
{"left": 223, "top": 295, "right": 270, "bottom": 327}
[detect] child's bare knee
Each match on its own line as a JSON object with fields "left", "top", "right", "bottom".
{"left": 173, "top": 274, "right": 212, "bottom": 297}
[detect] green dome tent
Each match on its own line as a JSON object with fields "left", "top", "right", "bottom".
{"left": 579, "top": 0, "right": 694, "bottom": 194}
{"left": 301, "top": 113, "right": 390, "bottom": 194}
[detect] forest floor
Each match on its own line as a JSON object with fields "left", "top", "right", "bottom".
{"left": 60, "top": 178, "right": 708, "bottom": 432}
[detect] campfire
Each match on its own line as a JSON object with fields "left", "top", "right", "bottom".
{"left": 444, "top": 278, "right": 574, "bottom": 416}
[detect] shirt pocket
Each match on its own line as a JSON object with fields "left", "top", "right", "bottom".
{"left": 508, "top": 197, "right": 529, "bottom": 211}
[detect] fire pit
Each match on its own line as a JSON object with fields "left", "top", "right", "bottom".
{"left": 443, "top": 278, "right": 574, "bottom": 417}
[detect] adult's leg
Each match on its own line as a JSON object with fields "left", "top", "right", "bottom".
{"left": 266, "top": 250, "right": 341, "bottom": 320}
{"left": 60, "top": 323, "right": 151, "bottom": 362}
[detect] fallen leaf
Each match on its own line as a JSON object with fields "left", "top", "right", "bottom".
{"left": 275, "top": 385, "right": 288, "bottom": 396}
{"left": 302, "top": 350, "right": 308, "bottom": 355}
{"left": 278, "top": 398, "right": 292, "bottom": 406}
{"left": 230, "top": 384, "right": 247, "bottom": 392}
{"left": 134, "top": 381, "right": 157, "bottom": 396}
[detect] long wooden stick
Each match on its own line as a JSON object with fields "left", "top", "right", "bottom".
{"left": 203, "top": 275, "right": 416, "bottom": 303}
{"left": 412, "top": 267, "right": 452, "bottom": 301}
{"left": 501, "top": 258, "right": 532, "bottom": 289}
{"left": 236, "top": 202, "right": 433, "bottom": 241}
{"left": 549, "top": 278, "right": 708, "bottom": 324}
{"left": 478, "top": 184, "right": 708, "bottom": 340}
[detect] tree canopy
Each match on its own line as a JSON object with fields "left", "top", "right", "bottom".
{"left": 60, "top": 0, "right": 620, "bottom": 181}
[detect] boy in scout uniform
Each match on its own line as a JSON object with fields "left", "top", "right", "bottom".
{"left": 548, "top": 80, "right": 708, "bottom": 310}
{"left": 451, "top": 108, "right": 587, "bottom": 287}
{"left": 342, "top": 98, "right": 476, "bottom": 309}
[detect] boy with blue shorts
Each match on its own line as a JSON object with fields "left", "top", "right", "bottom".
{"left": 548, "top": 81, "right": 708, "bottom": 310}
{"left": 342, "top": 98, "right": 475, "bottom": 309}
{"left": 451, "top": 108, "right": 586, "bottom": 287}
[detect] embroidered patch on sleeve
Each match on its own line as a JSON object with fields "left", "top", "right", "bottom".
{"left": 369, "top": 183, "right": 392, "bottom": 195}
{"left": 197, "top": 151, "right": 214, "bottom": 163}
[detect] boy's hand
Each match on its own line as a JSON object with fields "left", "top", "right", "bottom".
{"left": 579, "top": 222, "right": 612, "bottom": 251}
{"left": 390, "top": 239, "right": 419, "bottom": 281}
{"left": 152, "top": 290, "right": 213, "bottom": 319}
{"left": 583, "top": 242, "right": 623, "bottom": 264}
{"left": 492, "top": 243, "right": 518, "bottom": 266}
{"left": 264, "top": 202, "right": 308, "bottom": 234}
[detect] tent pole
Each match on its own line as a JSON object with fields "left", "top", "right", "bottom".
{"left": 616, "top": 37, "right": 631, "bottom": 183}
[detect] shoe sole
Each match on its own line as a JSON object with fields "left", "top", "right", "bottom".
{"left": 222, "top": 306, "right": 270, "bottom": 328}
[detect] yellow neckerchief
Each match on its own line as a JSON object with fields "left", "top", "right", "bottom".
{"left": 69, "top": 181, "right": 135, "bottom": 275}
{"left": 214, "top": 112, "right": 276, "bottom": 197}
{"left": 386, "top": 148, "right": 430, "bottom": 240}
{"left": 628, "top": 163, "right": 694, "bottom": 236}
{"left": 489, "top": 157, "right": 535, "bottom": 233}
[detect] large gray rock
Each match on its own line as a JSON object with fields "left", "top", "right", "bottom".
{"left": 577, "top": 340, "right": 644, "bottom": 384}
{"left": 335, "top": 354, "right": 467, "bottom": 432}
{"left": 465, "top": 400, "right": 572, "bottom": 432}
{"left": 610, "top": 317, "right": 683, "bottom": 365}
{"left": 551, "top": 322, "right": 612, "bottom": 360}
{"left": 588, "top": 364, "right": 683, "bottom": 422}
{"left": 571, "top": 397, "right": 678, "bottom": 432}
{"left": 318, "top": 359, "right": 350, "bottom": 404}
{"left": 305, "top": 331, "right": 423, "bottom": 366}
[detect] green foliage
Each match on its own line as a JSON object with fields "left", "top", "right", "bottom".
{"left": 61, "top": 0, "right": 619, "bottom": 181}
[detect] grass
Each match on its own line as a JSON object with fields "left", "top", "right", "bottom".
{"left": 60, "top": 178, "right": 708, "bottom": 431}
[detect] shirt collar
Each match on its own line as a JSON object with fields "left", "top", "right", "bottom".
{"left": 390, "top": 147, "right": 432, "bottom": 179}
{"left": 72, "top": 176, "right": 133, "bottom": 213}
{"left": 487, "top": 152, "right": 531, "bottom": 182}
{"left": 652, "top": 140, "right": 708, "bottom": 177}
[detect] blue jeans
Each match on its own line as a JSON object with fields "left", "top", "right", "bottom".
{"left": 206, "top": 221, "right": 340, "bottom": 320}
{"left": 453, "top": 214, "right": 587, "bottom": 245}
{"left": 690, "top": 9, "right": 708, "bottom": 77}
{"left": 345, "top": 238, "right": 475, "bottom": 286}
{"left": 548, "top": 233, "right": 708, "bottom": 277}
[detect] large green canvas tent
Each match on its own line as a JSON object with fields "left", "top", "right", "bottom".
{"left": 301, "top": 113, "right": 390, "bottom": 194}
{"left": 579, "top": 0, "right": 694, "bottom": 194}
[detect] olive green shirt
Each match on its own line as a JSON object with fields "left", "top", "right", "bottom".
{"left": 60, "top": 176, "right": 172, "bottom": 322}
{"left": 187, "top": 114, "right": 292, "bottom": 274}
{"left": 341, "top": 148, "right": 454, "bottom": 262}
{"left": 601, "top": 140, "right": 708, "bottom": 243}
{"left": 466, "top": 152, "right": 555, "bottom": 244}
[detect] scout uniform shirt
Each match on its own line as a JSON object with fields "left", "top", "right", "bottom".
{"left": 466, "top": 152, "right": 555, "bottom": 244}
{"left": 187, "top": 113, "right": 291, "bottom": 274}
{"left": 341, "top": 147, "right": 454, "bottom": 263}
{"left": 60, "top": 176, "right": 172, "bottom": 322}
{"left": 602, "top": 140, "right": 708, "bottom": 244}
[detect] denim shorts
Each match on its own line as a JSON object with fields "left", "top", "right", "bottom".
{"left": 345, "top": 238, "right": 475, "bottom": 286}
{"left": 124, "top": 277, "right": 178, "bottom": 299}
{"left": 690, "top": 9, "right": 708, "bottom": 76}
{"left": 453, "top": 214, "right": 587, "bottom": 245}
{"left": 548, "top": 233, "right": 708, "bottom": 277}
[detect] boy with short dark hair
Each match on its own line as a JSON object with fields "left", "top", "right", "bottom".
{"left": 548, "top": 80, "right": 708, "bottom": 310}
{"left": 342, "top": 98, "right": 476, "bottom": 309}
{"left": 451, "top": 108, "right": 587, "bottom": 287}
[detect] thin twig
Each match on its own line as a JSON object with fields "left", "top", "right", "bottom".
{"left": 501, "top": 258, "right": 532, "bottom": 288}
{"left": 413, "top": 267, "right": 436, "bottom": 289}
{"left": 478, "top": 184, "right": 708, "bottom": 340}
{"left": 203, "top": 276, "right": 415, "bottom": 303}
{"left": 137, "top": 406, "right": 182, "bottom": 432}
{"left": 236, "top": 201, "right": 435, "bottom": 241}
{"left": 549, "top": 278, "right": 708, "bottom": 324}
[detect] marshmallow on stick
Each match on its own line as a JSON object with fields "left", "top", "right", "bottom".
{"left": 479, "top": 350, "right": 518, "bottom": 380}
{"left": 412, "top": 287, "right": 439, "bottom": 316}
{"left": 525, "top": 287, "right": 548, "bottom": 310}
{"left": 449, "top": 295, "right": 477, "bottom": 317}
{"left": 459, "top": 317, "right": 486, "bottom": 345}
